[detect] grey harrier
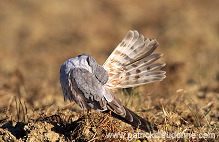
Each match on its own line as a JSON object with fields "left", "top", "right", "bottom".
{"left": 60, "top": 30, "right": 166, "bottom": 132}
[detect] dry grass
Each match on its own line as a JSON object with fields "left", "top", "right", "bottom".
{"left": 0, "top": 0, "right": 218, "bottom": 141}
{"left": 0, "top": 88, "right": 218, "bottom": 141}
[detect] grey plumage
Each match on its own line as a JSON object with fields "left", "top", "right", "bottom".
{"left": 60, "top": 30, "right": 166, "bottom": 132}
{"left": 60, "top": 53, "right": 113, "bottom": 111}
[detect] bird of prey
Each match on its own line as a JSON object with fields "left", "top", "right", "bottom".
{"left": 60, "top": 30, "right": 166, "bottom": 132}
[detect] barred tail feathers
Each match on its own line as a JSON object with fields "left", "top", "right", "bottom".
{"left": 103, "top": 30, "right": 166, "bottom": 89}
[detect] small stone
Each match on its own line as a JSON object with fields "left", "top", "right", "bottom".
{"left": 197, "top": 91, "right": 206, "bottom": 99}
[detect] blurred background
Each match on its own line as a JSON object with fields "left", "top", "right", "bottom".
{"left": 0, "top": 0, "right": 218, "bottom": 113}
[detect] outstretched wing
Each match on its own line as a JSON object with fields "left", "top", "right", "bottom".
{"left": 103, "top": 30, "right": 166, "bottom": 89}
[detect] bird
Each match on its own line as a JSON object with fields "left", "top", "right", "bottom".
{"left": 60, "top": 30, "right": 166, "bottom": 132}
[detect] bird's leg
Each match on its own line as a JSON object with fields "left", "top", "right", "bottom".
{"left": 107, "top": 111, "right": 114, "bottom": 124}
{"left": 108, "top": 110, "right": 112, "bottom": 117}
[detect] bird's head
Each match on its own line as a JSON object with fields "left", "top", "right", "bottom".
{"left": 60, "top": 53, "right": 93, "bottom": 81}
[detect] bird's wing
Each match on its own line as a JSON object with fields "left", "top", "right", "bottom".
{"left": 71, "top": 68, "right": 157, "bottom": 132}
{"left": 84, "top": 54, "right": 109, "bottom": 84}
{"left": 103, "top": 30, "right": 166, "bottom": 89}
{"left": 70, "top": 68, "right": 125, "bottom": 113}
